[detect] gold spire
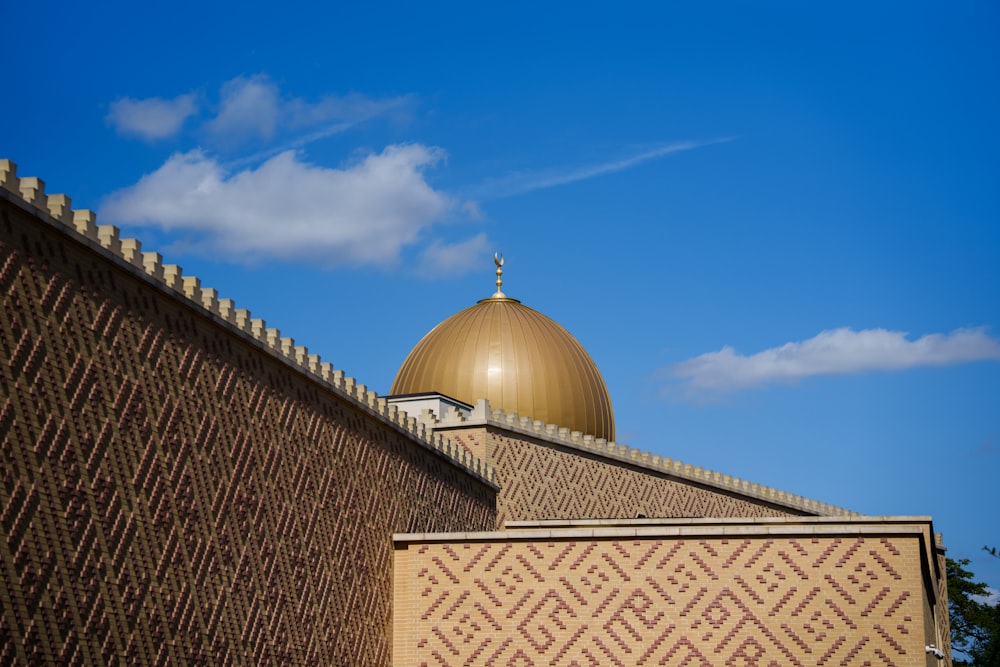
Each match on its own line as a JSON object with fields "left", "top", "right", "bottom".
{"left": 492, "top": 252, "right": 505, "bottom": 298}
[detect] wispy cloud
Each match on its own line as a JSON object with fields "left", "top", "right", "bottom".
{"left": 106, "top": 93, "right": 199, "bottom": 141}
{"left": 99, "top": 76, "right": 488, "bottom": 273}
{"left": 204, "top": 74, "right": 411, "bottom": 149}
{"left": 224, "top": 121, "right": 359, "bottom": 170}
{"left": 99, "top": 145, "right": 466, "bottom": 268}
{"left": 205, "top": 75, "right": 282, "bottom": 143}
{"left": 469, "top": 138, "right": 732, "bottom": 200}
{"left": 416, "top": 232, "right": 490, "bottom": 278}
{"left": 107, "top": 74, "right": 410, "bottom": 154}
{"left": 668, "top": 327, "right": 1000, "bottom": 395}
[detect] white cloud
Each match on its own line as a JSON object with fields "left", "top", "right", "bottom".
{"left": 416, "top": 232, "right": 491, "bottom": 278}
{"left": 205, "top": 75, "right": 282, "bottom": 143}
{"left": 204, "top": 74, "right": 410, "bottom": 147}
{"left": 973, "top": 586, "right": 1000, "bottom": 606}
{"left": 285, "top": 91, "right": 412, "bottom": 129}
{"left": 107, "top": 74, "right": 410, "bottom": 151}
{"left": 106, "top": 93, "right": 198, "bottom": 141}
{"left": 670, "top": 327, "right": 1000, "bottom": 394}
{"left": 99, "top": 145, "right": 458, "bottom": 267}
{"left": 469, "top": 139, "right": 732, "bottom": 200}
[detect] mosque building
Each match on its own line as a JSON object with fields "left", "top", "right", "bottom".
{"left": 0, "top": 158, "right": 950, "bottom": 665}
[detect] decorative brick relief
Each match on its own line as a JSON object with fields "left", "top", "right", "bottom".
{"left": 485, "top": 431, "right": 801, "bottom": 526}
{"left": 395, "top": 536, "right": 925, "bottom": 667}
{"left": 0, "top": 199, "right": 496, "bottom": 665}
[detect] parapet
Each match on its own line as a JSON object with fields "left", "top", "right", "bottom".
{"left": 421, "top": 397, "right": 856, "bottom": 518}
{"left": 0, "top": 158, "right": 496, "bottom": 489}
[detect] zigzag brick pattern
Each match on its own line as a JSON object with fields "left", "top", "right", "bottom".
{"left": 934, "top": 549, "right": 950, "bottom": 655}
{"left": 469, "top": 430, "right": 802, "bottom": 525}
{"left": 0, "top": 198, "right": 496, "bottom": 664}
{"left": 395, "top": 536, "right": 924, "bottom": 667}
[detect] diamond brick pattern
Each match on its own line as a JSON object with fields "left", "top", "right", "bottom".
{"left": 452, "top": 430, "right": 803, "bottom": 525}
{"left": 0, "top": 199, "right": 496, "bottom": 664}
{"left": 394, "top": 536, "right": 924, "bottom": 667}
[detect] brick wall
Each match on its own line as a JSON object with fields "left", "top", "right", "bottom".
{"left": 0, "top": 196, "right": 496, "bottom": 665}
{"left": 443, "top": 426, "right": 804, "bottom": 526}
{"left": 394, "top": 520, "right": 943, "bottom": 667}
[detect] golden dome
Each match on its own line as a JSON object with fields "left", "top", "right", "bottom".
{"left": 390, "top": 257, "right": 614, "bottom": 440}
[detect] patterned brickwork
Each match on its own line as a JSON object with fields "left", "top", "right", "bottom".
{"left": 425, "top": 401, "right": 853, "bottom": 517}
{"left": 395, "top": 531, "right": 931, "bottom": 667}
{"left": 933, "top": 548, "right": 951, "bottom": 657}
{"left": 0, "top": 197, "right": 497, "bottom": 665}
{"left": 443, "top": 429, "right": 488, "bottom": 469}
{"left": 443, "top": 428, "right": 803, "bottom": 527}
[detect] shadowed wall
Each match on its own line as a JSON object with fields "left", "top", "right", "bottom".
{"left": 0, "top": 194, "right": 496, "bottom": 665}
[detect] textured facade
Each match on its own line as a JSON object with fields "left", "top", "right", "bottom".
{"left": 444, "top": 425, "right": 813, "bottom": 526}
{"left": 0, "top": 159, "right": 949, "bottom": 666}
{"left": 394, "top": 518, "right": 946, "bottom": 667}
{"left": 0, "top": 172, "right": 495, "bottom": 665}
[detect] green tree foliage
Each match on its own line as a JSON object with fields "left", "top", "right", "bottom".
{"left": 948, "top": 557, "right": 1000, "bottom": 666}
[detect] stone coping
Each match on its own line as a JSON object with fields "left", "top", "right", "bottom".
{"left": 394, "top": 516, "right": 945, "bottom": 608}
{"left": 394, "top": 515, "right": 936, "bottom": 544}
{"left": 506, "top": 515, "right": 933, "bottom": 528}
{"left": 0, "top": 158, "right": 497, "bottom": 489}
{"left": 425, "top": 399, "right": 856, "bottom": 517}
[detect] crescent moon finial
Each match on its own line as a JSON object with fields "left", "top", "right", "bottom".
{"left": 493, "top": 251, "right": 505, "bottom": 298}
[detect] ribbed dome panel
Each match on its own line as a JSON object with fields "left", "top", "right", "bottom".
{"left": 390, "top": 297, "right": 615, "bottom": 441}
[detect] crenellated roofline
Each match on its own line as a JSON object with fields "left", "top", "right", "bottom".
{"left": 0, "top": 158, "right": 497, "bottom": 489}
{"left": 407, "top": 396, "right": 858, "bottom": 518}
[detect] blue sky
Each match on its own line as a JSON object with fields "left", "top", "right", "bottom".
{"left": 6, "top": 2, "right": 999, "bottom": 591}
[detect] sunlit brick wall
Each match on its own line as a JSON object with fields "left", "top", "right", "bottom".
{"left": 394, "top": 520, "right": 945, "bottom": 667}
{"left": 443, "top": 426, "right": 804, "bottom": 526}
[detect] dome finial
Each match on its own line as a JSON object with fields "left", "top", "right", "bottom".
{"left": 492, "top": 252, "right": 505, "bottom": 298}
